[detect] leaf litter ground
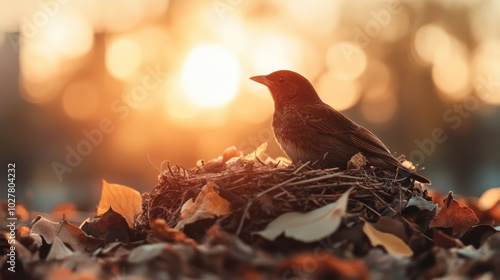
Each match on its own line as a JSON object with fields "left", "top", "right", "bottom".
{"left": 2, "top": 144, "right": 500, "bottom": 279}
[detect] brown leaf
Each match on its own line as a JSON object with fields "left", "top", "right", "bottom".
{"left": 430, "top": 192, "right": 479, "bottom": 237}
{"left": 176, "top": 181, "right": 231, "bottom": 230}
{"left": 30, "top": 216, "right": 101, "bottom": 252}
{"left": 97, "top": 179, "right": 142, "bottom": 228}
{"left": 81, "top": 207, "right": 130, "bottom": 243}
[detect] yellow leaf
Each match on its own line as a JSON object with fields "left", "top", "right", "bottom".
{"left": 256, "top": 187, "right": 353, "bottom": 242}
{"left": 362, "top": 219, "right": 413, "bottom": 257}
{"left": 97, "top": 179, "right": 142, "bottom": 228}
{"left": 175, "top": 181, "right": 231, "bottom": 230}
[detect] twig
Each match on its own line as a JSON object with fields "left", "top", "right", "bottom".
{"left": 236, "top": 198, "right": 254, "bottom": 236}
{"left": 293, "top": 162, "right": 310, "bottom": 174}
{"left": 256, "top": 177, "right": 298, "bottom": 199}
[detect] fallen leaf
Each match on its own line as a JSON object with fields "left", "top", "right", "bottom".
{"left": 81, "top": 207, "right": 130, "bottom": 243}
{"left": 176, "top": 182, "right": 231, "bottom": 230}
{"left": 97, "top": 179, "right": 142, "bottom": 228}
{"left": 362, "top": 219, "right": 413, "bottom": 257}
{"left": 46, "top": 236, "right": 73, "bottom": 261}
{"left": 430, "top": 192, "right": 479, "bottom": 237}
{"left": 402, "top": 197, "right": 438, "bottom": 230}
{"left": 30, "top": 216, "right": 101, "bottom": 252}
{"left": 256, "top": 187, "right": 353, "bottom": 242}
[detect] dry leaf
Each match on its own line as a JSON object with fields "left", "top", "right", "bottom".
{"left": 30, "top": 216, "right": 101, "bottom": 252}
{"left": 97, "top": 179, "right": 142, "bottom": 228}
{"left": 46, "top": 236, "right": 73, "bottom": 261}
{"left": 81, "top": 207, "right": 130, "bottom": 243}
{"left": 362, "top": 219, "right": 413, "bottom": 257}
{"left": 175, "top": 182, "right": 231, "bottom": 230}
{"left": 430, "top": 192, "right": 479, "bottom": 237}
{"left": 256, "top": 187, "right": 353, "bottom": 242}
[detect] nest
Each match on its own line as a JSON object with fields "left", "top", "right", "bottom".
{"left": 137, "top": 144, "right": 430, "bottom": 244}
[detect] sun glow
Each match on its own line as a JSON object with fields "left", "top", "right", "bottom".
{"left": 181, "top": 44, "right": 241, "bottom": 108}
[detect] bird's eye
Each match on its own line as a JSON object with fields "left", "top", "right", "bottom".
{"left": 278, "top": 77, "right": 285, "bottom": 84}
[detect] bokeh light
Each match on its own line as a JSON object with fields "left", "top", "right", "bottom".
{"left": 326, "top": 43, "right": 367, "bottom": 80}
{"left": 20, "top": 42, "right": 60, "bottom": 83}
{"left": 62, "top": 81, "right": 99, "bottom": 120}
{"left": 106, "top": 37, "right": 143, "bottom": 80}
{"left": 280, "top": 0, "right": 340, "bottom": 35}
{"left": 316, "top": 71, "right": 361, "bottom": 111}
{"left": 42, "top": 11, "right": 94, "bottom": 59}
{"left": 360, "top": 94, "right": 398, "bottom": 125}
{"left": 181, "top": 44, "right": 241, "bottom": 108}
{"left": 248, "top": 32, "right": 305, "bottom": 74}
{"left": 470, "top": 1, "right": 500, "bottom": 43}
{"left": 472, "top": 39, "right": 500, "bottom": 105}
{"left": 99, "top": 0, "right": 142, "bottom": 32}
{"left": 432, "top": 52, "right": 471, "bottom": 101}
{"left": 20, "top": 80, "right": 61, "bottom": 105}
{"left": 234, "top": 93, "right": 274, "bottom": 125}
{"left": 413, "top": 24, "right": 451, "bottom": 66}
{"left": 361, "top": 61, "right": 395, "bottom": 101}
{"left": 164, "top": 76, "right": 199, "bottom": 121}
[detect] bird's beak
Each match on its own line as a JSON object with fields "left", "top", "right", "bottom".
{"left": 250, "top": 75, "right": 275, "bottom": 87}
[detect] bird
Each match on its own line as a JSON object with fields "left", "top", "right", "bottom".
{"left": 250, "top": 70, "right": 431, "bottom": 184}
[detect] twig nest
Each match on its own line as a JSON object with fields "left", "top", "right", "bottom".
{"left": 137, "top": 144, "right": 432, "bottom": 251}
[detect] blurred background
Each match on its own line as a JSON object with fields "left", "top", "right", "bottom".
{"left": 1, "top": 0, "right": 499, "bottom": 213}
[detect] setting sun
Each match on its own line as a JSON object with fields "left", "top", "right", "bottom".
{"left": 181, "top": 44, "right": 241, "bottom": 108}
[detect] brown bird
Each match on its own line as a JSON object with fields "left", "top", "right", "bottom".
{"left": 250, "top": 70, "right": 431, "bottom": 184}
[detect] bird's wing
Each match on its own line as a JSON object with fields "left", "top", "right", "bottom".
{"left": 296, "top": 104, "right": 399, "bottom": 165}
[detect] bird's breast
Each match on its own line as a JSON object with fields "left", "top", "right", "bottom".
{"left": 272, "top": 109, "right": 321, "bottom": 163}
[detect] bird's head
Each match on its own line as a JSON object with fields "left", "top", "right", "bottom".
{"left": 250, "top": 70, "right": 321, "bottom": 109}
